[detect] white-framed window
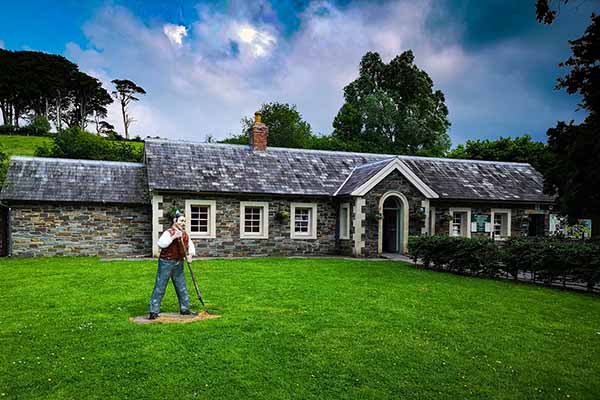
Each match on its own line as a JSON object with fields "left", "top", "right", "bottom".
{"left": 339, "top": 203, "right": 350, "bottom": 240}
{"left": 449, "top": 208, "right": 471, "bottom": 238}
{"left": 491, "top": 209, "right": 511, "bottom": 239}
{"left": 240, "top": 201, "right": 269, "bottom": 239}
{"left": 291, "top": 202, "right": 317, "bottom": 239}
{"left": 185, "top": 200, "right": 216, "bottom": 239}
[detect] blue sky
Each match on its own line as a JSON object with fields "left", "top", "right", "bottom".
{"left": 0, "top": 0, "right": 596, "bottom": 145}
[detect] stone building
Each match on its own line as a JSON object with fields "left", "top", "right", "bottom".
{"left": 0, "top": 115, "right": 555, "bottom": 258}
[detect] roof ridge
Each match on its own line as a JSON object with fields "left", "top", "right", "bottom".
{"left": 354, "top": 157, "right": 396, "bottom": 170}
{"left": 10, "top": 156, "right": 145, "bottom": 167}
{"left": 144, "top": 138, "right": 532, "bottom": 166}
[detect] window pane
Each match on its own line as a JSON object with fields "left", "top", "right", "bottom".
{"left": 295, "top": 208, "right": 310, "bottom": 233}
{"left": 190, "top": 205, "right": 209, "bottom": 233}
{"left": 494, "top": 213, "right": 508, "bottom": 237}
{"left": 244, "top": 206, "right": 263, "bottom": 234}
{"left": 452, "top": 213, "right": 463, "bottom": 237}
{"left": 340, "top": 207, "right": 348, "bottom": 237}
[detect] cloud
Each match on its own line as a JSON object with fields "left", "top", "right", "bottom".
{"left": 163, "top": 24, "right": 188, "bottom": 46}
{"left": 233, "top": 23, "right": 276, "bottom": 57}
{"left": 65, "top": 1, "right": 581, "bottom": 144}
{"left": 0, "top": 39, "right": 4, "bottom": 49}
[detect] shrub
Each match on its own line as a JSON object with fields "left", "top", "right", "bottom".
{"left": 35, "top": 127, "right": 143, "bottom": 163}
{"left": 0, "top": 145, "right": 8, "bottom": 186}
{"left": 0, "top": 122, "right": 52, "bottom": 137}
{"left": 408, "top": 235, "right": 500, "bottom": 275}
{"left": 409, "top": 235, "right": 600, "bottom": 291}
{"left": 28, "top": 115, "right": 51, "bottom": 135}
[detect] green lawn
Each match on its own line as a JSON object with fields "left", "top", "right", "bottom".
{"left": 1, "top": 257, "right": 599, "bottom": 399}
{"left": 0, "top": 135, "right": 52, "bottom": 156}
{"left": 0, "top": 135, "right": 144, "bottom": 157}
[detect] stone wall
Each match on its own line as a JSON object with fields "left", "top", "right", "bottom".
{"left": 430, "top": 202, "right": 552, "bottom": 238}
{"left": 157, "top": 193, "right": 338, "bottom": 257}
{"left": 337, "top": 198, "right": 354, "bottom": 257}
{"left": 9, "top": 203, "right": 152, "bottom": 257}
{"left": 362, "top": 170, "right": 426, "bottom": 257}
{"left": 0, "top": 207, "right": 7, "bottom": 256}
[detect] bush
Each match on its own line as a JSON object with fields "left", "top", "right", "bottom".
{"left": 0, "top": 122, "right": 53, "bottom": 137}
{"left": 28, "top": 115, "right": 51, "bottom": 135}
{"left": 35, "top": 127, "right": 143, "bottom": 163}
{"left": 408, "top": 235, "right": 500, "bottom": 275}
{"left": 409, "top": 235, "right": 600, "bottom": 291}
{"left": 0, "top": 145, "right": 8, "bottom": 186}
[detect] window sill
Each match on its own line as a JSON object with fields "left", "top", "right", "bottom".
{"left": 189, "top": 234, "right": 215, "bottom": 239}
{"left": 240, "top": 234, "right": 269, "bottom": 240}
{"left": 291, "top": 233, "right": 317, "bottom": 240}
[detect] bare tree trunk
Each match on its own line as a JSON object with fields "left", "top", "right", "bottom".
{"left": 121, "top": 100, "right": 129, "bottom": 139}
{"left": 0, "top": 102, "right": 5, "bottom": 125}
{"left": 56, "top": 92, "right": 62, "bottom": 131}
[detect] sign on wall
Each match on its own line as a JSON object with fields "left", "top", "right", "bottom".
{"left": 471, "top": 214, "right": 491, "bottom": 233}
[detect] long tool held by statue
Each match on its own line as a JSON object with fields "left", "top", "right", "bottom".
{"left": 178, "top": 237, "right": 205, "bottom": 307}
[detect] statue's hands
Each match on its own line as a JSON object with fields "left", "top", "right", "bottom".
{"left": 172, "top": 230, "right": 183, "bottom": 239}
{"left": 186, "top": 255, "right": 193, "bottom": 263}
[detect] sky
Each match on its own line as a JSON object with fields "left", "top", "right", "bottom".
{"left": 0, "top": 0, "right": 597, "bottom": 146}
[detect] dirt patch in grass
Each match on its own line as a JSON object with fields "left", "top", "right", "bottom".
{"left": 130, "top": 311, "right": 221, "bottom": 324}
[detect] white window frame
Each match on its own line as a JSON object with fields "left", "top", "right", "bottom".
{"left": 490, "top": 209, "right": 511, "bottom": 240}
{"left": 185, "top": 200, "right": 216, "bottom": 239}
{"left": 339, "top": 203, "right": 350, "bottom": 240}
{"left": 449, "top": 207, "right": 471, "bottom": 238}
{"left": 240, "top": 201, "right": 269, "bottom": 239}
{"left": 290, "top": 202, "right": 318, "bottom": 239}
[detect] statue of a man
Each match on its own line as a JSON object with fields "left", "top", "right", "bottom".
{"left": 148, "top": 210, "right": 197, "bottom": 320}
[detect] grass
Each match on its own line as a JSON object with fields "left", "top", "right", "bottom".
{"left": 1, "top": 257, "right": 599, "bottom": 399}
{"left": 0, "top": 135, "right": 52, "bottom": 156}
{"left": 0, "top": 135, "right": 144, "bottom": 157}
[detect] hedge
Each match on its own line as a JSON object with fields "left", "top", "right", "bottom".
{"left": 408, "top": 235, "right": 600, "bottom": 292}
{"left": 0, "top": 124, "right": 52, "bottom": 137}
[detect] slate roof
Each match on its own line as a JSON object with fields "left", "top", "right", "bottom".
{"left": 335, "top": 158, "right": 394, "bottom": 196}
{"left": 145, "top": 139, "right": 554, "bottom": 203}
{"left": 144, "top": 139, "right": 391, "bottom": 196}
{"left": 401, "top": 157, "right": 554, "bottom": 202}
{"left": 0, "top": 157, "right": 149, "bottom": 204}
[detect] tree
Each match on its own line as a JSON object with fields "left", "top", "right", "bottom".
{"left": 96, "top": 120, "right": 116, "bottom": 136}
{"left": 447, "top": 135, "right": 550, "bottom": 173}
{"left": 111, "top": 79, "right": 146, "bottom": 139}
{"left": 332, "top": 51, "right": 451, "bottom": 156}
{"left": 62, "top": 72, "right": 113, "bottom": 130}
{"left": 0, "top": 49, "right": 111, "bottom": 131}
{"left": 544, "top": 119, "right": 600, "bottom": 222}
{"left": 536, "top": 2, "right": 600, "bottom": 233}
{"left": 221, "top": 102, "right": 313, "bottom": 148}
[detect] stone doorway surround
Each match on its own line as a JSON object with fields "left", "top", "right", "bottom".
{"left": 378, "top": 191, "right": 410, "bottom": 254}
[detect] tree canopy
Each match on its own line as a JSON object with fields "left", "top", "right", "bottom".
{"left": 332, "top": 51, "right": 451, "bottom": 156}
{"left": 0, "top": 49, "right": 113, "bottom": 130}
{"left": 221, "top": 102, "right": 313, "bottom": 149}
{"left": 447, "top": 135, "right": 550, "bottom": 173}
{"left": 535, "top": 2, "right": 600, "bottom": 229}
{"left": 112, "top": 79, "right": 146, "bottom": 140}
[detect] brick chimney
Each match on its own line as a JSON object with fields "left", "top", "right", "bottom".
{"left": 250, "top": 111, "right": 268, "bottom": 151}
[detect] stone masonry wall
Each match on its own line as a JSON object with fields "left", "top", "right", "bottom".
{"left": 337, "top": 198, "right": 354, "bottom": 257}
{"left": 10, "top": 203, "right": 152, "bottom": 257}
{"left": 158, "top": 193, "right": 338, "bottom": 257}
{"left": 362, "top": 170, "right": 426, "bottom": 257}
{"left": 431, "top": 202, "right": 552, "bottom": 238}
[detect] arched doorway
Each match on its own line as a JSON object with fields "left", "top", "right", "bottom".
{"left": 382, "top": 196, "right": 402, "bottom": 253}
{"left": 378, "top": 191, "right": 410, "bottom": 254}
